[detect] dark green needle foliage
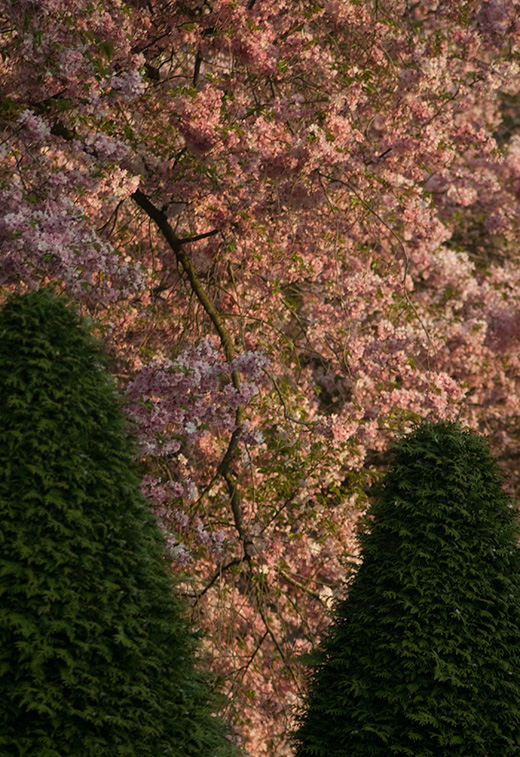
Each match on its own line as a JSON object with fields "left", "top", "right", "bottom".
{"left": 293, "top": 421, "right": 520, "bottom": 756}
{"left": 0, "top": 288, "right": 236, "bottom": 756}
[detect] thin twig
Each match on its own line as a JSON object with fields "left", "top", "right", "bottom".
{"left": 264, "top": 368, "right": 317, "bottom": 429}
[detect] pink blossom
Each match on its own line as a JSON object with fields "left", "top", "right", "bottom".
{"left": 18, "top": 110, "right": 51, "bottom": 141}
{"left": 110, "top": 70, "right": 144, "bottom": 100}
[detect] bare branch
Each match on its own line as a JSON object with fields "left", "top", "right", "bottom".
{"left": 264, "top": 368, "right": 317, "bottom": 430}
{"left": 178, "top": 228, "right": 219, "bottom": 244}
{"left": 195, "top": 556, "right": 245, "bottom": 603}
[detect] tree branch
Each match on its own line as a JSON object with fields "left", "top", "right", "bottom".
{"left": 195, "top": 556, "right": 245, "bottom": 603}
{"left": 179, "top": 228, "right": 219, "bottom": 244}
{"left": 132, "top": 189, "right": 238, "bottom": 366}
{"left": 131, "top": 188, "right": 249, "bottom": 550}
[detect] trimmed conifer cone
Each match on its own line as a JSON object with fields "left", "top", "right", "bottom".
{"left": 293, "top": 421, "right": 520, "bottom": 756}
{"left": 0, "top": 289, "right": 236, "bottom": 756}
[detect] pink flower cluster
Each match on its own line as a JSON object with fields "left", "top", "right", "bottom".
{"left": 18, "top": 110, "right": 51, "bottom": 142}
{"left": 126, "top": 341, "right": 268, "bottom": 457}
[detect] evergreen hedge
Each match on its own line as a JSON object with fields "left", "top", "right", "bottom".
{"left": 0, "top": 289, "right": 236, "bottom": 756}
{"left": 293, "top": 421, "right": 520, "bottom": 756}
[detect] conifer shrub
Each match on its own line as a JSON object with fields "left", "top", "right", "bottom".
{"left": 293, "top": 421, "right": 520, "bottom": 756}
{"left": 0, "top": 289, "right": 236, "bottom": 756}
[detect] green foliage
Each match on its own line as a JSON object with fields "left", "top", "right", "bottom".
{"left": 0, "top": 289, "right": 236, "bottom": 756}
{"left": 293, "top": 421, "right": 520, "bottom": 756}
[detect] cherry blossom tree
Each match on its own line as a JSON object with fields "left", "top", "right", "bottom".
{"left": 2, "top": 1, "right": 520, "bottom": 753}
